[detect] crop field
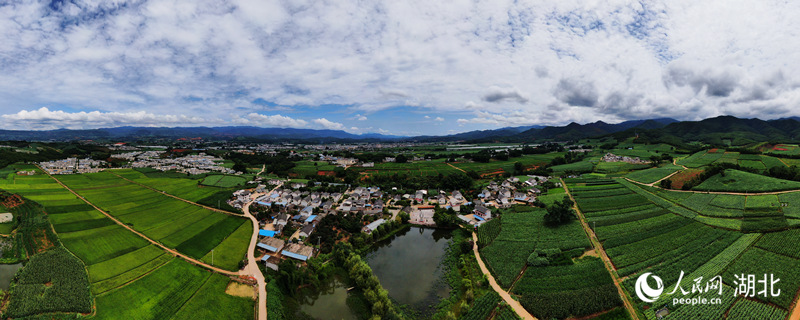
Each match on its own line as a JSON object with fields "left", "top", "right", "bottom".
{"left": 291, "top": 160, "right": 337, "bottom": 176}
{"left": 677, "top": 149, "right": 725, "bottom": 168}
{"left": 55, "top": 171, "right": 249, "bottom": 270}
{"left": 550, "top": 160, "right": 595, "bottom": 173}
{"left": 460, "top": 291, "right": 500, "bottom": 320}
{"left": 694, "top": 169, "right": 800, "bottom": 192}
{"left": 594, "top": 161, "right": 651, "bottom": 174}
{"left": 352, "top": 158, "right": 463, "bottom": 177}
{"left": 536, "top": 187, "right": 565, "bottom": 206}
{"left": 624, "top": 164, "right": 683, "bottom": 184}
{"left": 93, "top": 259, "right": 254, "bottom": 320}
{"left": 480, "top": 207, "right": 589, "bottom": 287}
{"left": 0, "top": 165, "right": 255, "bottom": 319}
{"left": 726, "top": 298, "right": 787, "bottom": 320}
{"left": 721, "top": 246, "right": 800, "bottom": 308}
{"left": 201, "top": 174, "right": 247, "bottom": 188}
{"left": 114, "top": 169, "right": 221, "bottom": 202}
{"left": 512, "top": 257, "right": 620, "bottom": 319}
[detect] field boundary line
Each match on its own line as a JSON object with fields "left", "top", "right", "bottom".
{"left": 107, "top": 171, "right": 246, "bottom": 218}
{"left": 169, "top": 271, "right": 214, "bottom": 318}
{"left": 94, "top": 255, "right": 175, "bottom": 296}
{"left": 471, "top": 232, "right": 537, "bottom": 320}
{"left": 623, "top": 177, "right": 800, "bottom": 196}
{"left": 561, "top": 178, "right": 640, "bottom": 320}
{"left": 37, "top": 165, "right": 240, "bottom": 277}
{"left": 446, "top": 162, "right": 467, "bottom": 173}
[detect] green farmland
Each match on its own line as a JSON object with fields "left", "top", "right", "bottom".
{"left": 54, "top": 171, "right": 251, "bottom": 271}
{"left": 0, "top": 165, "right": 255, "bottom": 319}
{"left": 563, "top": 178, "right": 800, "bottom": 320}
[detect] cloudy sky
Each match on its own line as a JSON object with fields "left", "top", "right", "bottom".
{"left": 1, "top": 0, "right": 799, "bottom": 135}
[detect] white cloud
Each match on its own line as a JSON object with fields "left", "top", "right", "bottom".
{"left": 1, "top": 107, "right": 205, "bottom": 130}
{"left": 354, "top": 114, "right": 368, "bottom": 121}
{"left": 233, "top": 113, "right": 309, "bottom": 128}
{"left": 313, "top": 118, "right": 348, "bottom": 131}
{"left": 434, "top": 117, "right": 444, "bottom": 121}
{"left": 1, "top": 0, "right": 800, "bottom": 133}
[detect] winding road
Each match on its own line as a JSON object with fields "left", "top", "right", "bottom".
{"left": 471, "top": 232, "right": 537, "bottom": 320}
{"left": 41, "top": 164, "right": 279, "bottom": 320}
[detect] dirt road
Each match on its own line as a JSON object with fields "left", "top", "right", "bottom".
{"left": 471, "top": 232, "right": 537, "bottom": 320}
{"left": 41, "top": 166, "right": 239, "bottom": 276}
{"left": 561, "top": 178, "right": 640, "bottom": 320}
{"left": 446, "top": 162, "right": 467, "bottom": 173}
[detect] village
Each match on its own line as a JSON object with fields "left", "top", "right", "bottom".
{"left": 235, "top": 174, "right": 558, "bottom": 271}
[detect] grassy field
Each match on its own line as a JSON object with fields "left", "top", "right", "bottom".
{"left": 479, "top": 207, "right": 590, "bottom": 288}
{"left": 54, "top": 171, "right": 249, "bottom": 270}
{"left": 625, "top": 164, "right": 683, "bottom": 184}
{"left": 694, "top": 169, "right": 800, "bottom": 192}
{"left": 0, "top": 165, "right": 254, "bottom": 319}
{"left": 201, "top": 175, "right": 247, "bottom": 188}
{"left": 93, "top": 259, "right": 253, "bottom": 320}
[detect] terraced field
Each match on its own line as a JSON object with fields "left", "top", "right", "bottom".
{"left": 565, "top": 178, "right": 800, "bottom": 320}
{"left": 0, "top": 165, "right": 254, "bottom": 319}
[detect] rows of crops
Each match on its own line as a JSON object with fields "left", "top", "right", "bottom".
{"left": 93, "top": 259, "right": 253, "bottom": 319}
{"left": 201, "top": 174, "right": 247, "bottom": 188}
{"left": 460, "top": 291, "right": 500, "bottom": 320}
{"left": 566, "top": 177, "right": 800, "bottom": 320}
{"left": 480, "top": 207, "right": 590, "bottom": 287}
{"left": 625, "top": 164, "right": 683, "bottom": 184}
{"left": 0, "top": 166, "right": 254, "bottom": 319}
{"left": 55, "top": 171, "right": 250, "bottom": 271}
{"left": 694, "top": 169, "right": 800, "bottom": 192}
{"left": 512, "top": 257, "right": 621, "bottom": 319}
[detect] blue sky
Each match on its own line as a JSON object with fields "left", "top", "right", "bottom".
{"left": 1, "top": 1, "right": 800, "bottom": 135}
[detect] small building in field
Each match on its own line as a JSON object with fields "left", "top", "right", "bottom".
{"left": 282, "top": 243, "right": 315, "bottom": 261}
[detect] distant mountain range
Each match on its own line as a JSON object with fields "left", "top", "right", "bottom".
{"left": 1, "top": 116, "right": 800, "bottom": 144}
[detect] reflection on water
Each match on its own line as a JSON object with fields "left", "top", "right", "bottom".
{"left": 298, "top": 276, "right": 358, "bottom": 320}
{"left": 365, "top": 227, "right": 453, "bottom": 314}
{"left": 0, "top": 263, "right": 22, "bottom": 290}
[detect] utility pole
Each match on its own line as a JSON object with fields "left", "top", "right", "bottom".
{"left": 212, "top": 249, "right": 214, "bottom": 265}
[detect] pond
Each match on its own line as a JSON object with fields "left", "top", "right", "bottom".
{"left": 365, "top": 226, "right": 453, "bottom": 315}
{"left": 0, "top": 263, "right": 22, "bottom": 290}
{"left": 296, "top": 275, "right": 359, "bottom": 320}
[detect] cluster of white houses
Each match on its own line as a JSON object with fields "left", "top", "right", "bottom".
{"left": 250, "top": 174, "right": 556, "bottom": 268}
{"left": 39, "top": 158, "right": 107, "bottom": 174}
{"left": 112, "top": 151, "right": 237, "bottom": 175}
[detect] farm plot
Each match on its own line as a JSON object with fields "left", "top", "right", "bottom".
{"left": 512, "top": 257, "right": 620, "bottom": 319}
{"left": 725, "top": 298, "right": 787, "bottom": 320}
{"left": 678, "top": 150, "right": 725, "bottom": 168}
{"left": 479, "top": 208, "right": 589, "bottom": 287}
{"left": 200, "top": 175, "right": 247, "bottom": 188}
{"left": 721, "top": 246, "right": 800, "bottom": 308}
{"left": 114, "top": 169, "right": 220, "bottom": 202}
{"left": 694, "top": 169, "right": 800, "bottom": 192}
{"left": 624, "top": 164, "right": 683, "bottom": 184}
{"left": 57, "top": 171, "right": 250, "bottom": 271}
{"left": 93, "top": 258, "right": 253, "bottom": 320}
